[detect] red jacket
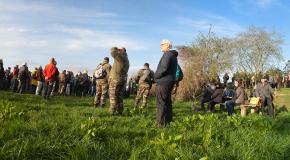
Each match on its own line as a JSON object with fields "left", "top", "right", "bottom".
{"left": 43, "top": 63, "right": 57, "bottom": 81}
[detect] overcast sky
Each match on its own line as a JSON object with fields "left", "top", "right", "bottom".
{"left": 1, "top": 0, "right": 290, "bottom": 76}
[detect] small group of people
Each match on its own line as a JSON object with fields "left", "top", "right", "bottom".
{"left": 199, "top": 75, "right": 275, "bottom": 117}
{"left": 92, "top": 41, "right": 183, "bottom": 127}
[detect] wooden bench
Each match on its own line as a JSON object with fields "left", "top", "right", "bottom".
{"left": 240, "top": 97, "right": 261, "bottom": 117}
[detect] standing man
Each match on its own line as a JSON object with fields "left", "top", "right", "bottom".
{"left": 58, "top": 70, "right": 66, "bottom": 95}
{"left": 154, "top": 40, "right": 177, "bottom": 127}
{"left": 30, "top": 67, "right": 38, "bottom": 93}
{"left": 43, "top": 58, "right": 58, "bottom": 100}
{"left": 0, "top": 59, "right": 5, "bottom": 90}
{"left": 65, "top": 71, "right": 72, "bottom": 95}
{"left": 109, "top": 47, "right": 129, "bottom": 114}
{"left": 11, "top": 65, "right": 19, "bottom": 92}
{"left": 17, "top": 62, "right": 28, "bottom": 94}
{"left": 35, "top": 65, "right": 44, "bottom": 95}
{"left": 4, "top": 67, "right": 12, "bottom": 90}
{"left": 134, "top": 63, "right": 154, "bottom": 109}
{"left": 94, "top": 57, "right": 111, "bottom": 107}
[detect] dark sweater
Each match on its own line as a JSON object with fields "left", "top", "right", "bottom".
{"left": 154, "top": 50, "right": 178, "bottom": 85}
{"left": 211, "top": 87, "right": 224, "bottom": 103}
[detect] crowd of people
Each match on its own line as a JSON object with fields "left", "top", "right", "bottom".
{"left": 0, "top": 59, "right": 95, "bottom": 98}
{"left": 0, "top": 39, "right": 287, "bottom": 127}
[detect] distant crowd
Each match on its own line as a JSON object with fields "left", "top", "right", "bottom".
{"left": 0, "top": 39, "right": 286, "bottom": 127}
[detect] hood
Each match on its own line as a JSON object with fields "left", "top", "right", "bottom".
{"left": 170, "top": 50, "right": 178, "bottom": 57}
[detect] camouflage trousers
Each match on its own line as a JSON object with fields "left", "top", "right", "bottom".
{"left": 94, "top": 80, "right": 109, "bottom": 107}
{"left": 109, "top": 78, "right": 126, "bottom": 114}
{"left": 134, "top": 85, "right": 150, "bottom": 109}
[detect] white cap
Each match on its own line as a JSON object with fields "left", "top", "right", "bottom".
{"left": 22, "top": 62, "right": 27, "bottom": 66}
{"left": 83, "top": 70, "right": 88, "bottom": 74}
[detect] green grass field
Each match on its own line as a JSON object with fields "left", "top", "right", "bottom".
{"left": 0, "top": 89, "right": 290, "bottom": 160}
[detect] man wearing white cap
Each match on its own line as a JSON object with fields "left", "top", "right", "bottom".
{"left": 154, "top": 39, "right": 178, "bottom": 127}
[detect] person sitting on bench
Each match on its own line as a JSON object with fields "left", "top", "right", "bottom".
{"left": 198, "top": 83, "right": 214, "bottom": 112}
{"left": 225, "top": 79, "right": 246, "bottom": 115}
{"left": 208, "top": 83, "right": 224, "bottom": 113}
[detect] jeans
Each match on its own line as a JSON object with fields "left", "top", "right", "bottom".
{"left": 226, "top": 100, "right": 235, "bottom": 115}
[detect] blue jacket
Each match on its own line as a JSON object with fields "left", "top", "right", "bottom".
{"left": 154, "top": 50, "right": 178, "bottom": 85}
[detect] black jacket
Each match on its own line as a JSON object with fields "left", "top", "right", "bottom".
{"left": 154, "top": 50, "right": 178, "bottom": 85}
{"left": 0, "top": 64, "right": 4, "bottom": 79}
{"left": 202, "top": 86, "right": 213, "bottom": 101}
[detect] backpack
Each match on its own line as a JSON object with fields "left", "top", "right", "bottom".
{"left": 176, "top": 64, "right": 183, "bottom": 81}
{"left": 94, "top": 64, "right": 106, "bottom": 79}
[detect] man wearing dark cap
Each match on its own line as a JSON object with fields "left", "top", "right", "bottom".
{"left": 94, "top": 57, "right": 111, "bottom": 107}
{"left": 256, "top": 75, "right": 275, "bottom": 117}
{"left": 134, "top": 63, "right": 154, "bottom": 109}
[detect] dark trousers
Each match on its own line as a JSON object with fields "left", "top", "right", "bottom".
{"left": 260, "top": 97, "right": 274, "bottom": 116}
{"left": 11, "top": 78, "right": 18, "bottom": 92}
{"left": 0, "top": 79, "right": 3, "bottom": 90}
{"left": 200, "top": 98, "right": 210, "bottom": 110}
{"left": 156, "top": 84, "right": 174, "bottom": 127}
{"left": 208, "top": 101, "right": 221, "bottom": 112}
{"left": 44, "top": 81, "right": 54, "bottom": 99}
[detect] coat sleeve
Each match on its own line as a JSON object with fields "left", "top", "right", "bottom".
{"left": 154, "top": 54, "right": 171, "bottom": 79}
{"left": 211, "top": 90, "right": 219, "bottom": 99}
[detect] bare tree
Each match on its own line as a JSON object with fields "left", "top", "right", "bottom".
{"left": 177, "top": 31, "right": 234, "bottom": 101}
{"left": 233, "top": 26, "right": 283, "bottom": 74}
